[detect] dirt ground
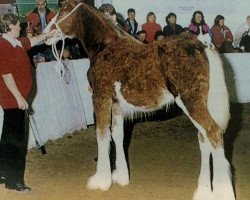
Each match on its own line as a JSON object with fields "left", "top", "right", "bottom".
{"left": 0, "top": 103, "right": 249, "bottom": 200}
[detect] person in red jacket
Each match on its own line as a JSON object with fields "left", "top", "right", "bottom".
{"left": 0, "top": 13, "right": 58, "bottom": 192}
{"left": 211, "top": 15, "right": 234, "bottom": 53}
{"left": 142, "top": 12, "right": 162, "bottom": 43}
{"left": 26, "top": 0, "right": 56, "bottom": 36}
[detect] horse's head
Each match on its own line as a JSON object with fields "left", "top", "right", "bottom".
{"left": 44, "top": 0, "right": 80, "bottom": 45}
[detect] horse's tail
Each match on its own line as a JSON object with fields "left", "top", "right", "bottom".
{"left": 205, "top": 48, "right": 230, "bottom": 131}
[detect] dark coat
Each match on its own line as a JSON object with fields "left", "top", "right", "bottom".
{"left": 124, "top": 18, "right": 139, "bottom": 37}
{"left": 163, "top": 24, "right": 183, "bottom": 37}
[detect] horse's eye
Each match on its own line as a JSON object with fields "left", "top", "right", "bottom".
{"left": 59, "top": 13, "right": 63, "bottom": 16}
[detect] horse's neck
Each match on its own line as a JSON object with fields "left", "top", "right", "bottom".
{"left": 76, "top": 6, "right": 118, "bottom": 60}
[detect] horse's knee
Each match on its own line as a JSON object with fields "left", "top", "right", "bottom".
{"left": 206, "top": 126, "right": 223, "bottom": 148}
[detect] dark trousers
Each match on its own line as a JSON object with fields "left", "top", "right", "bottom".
{"left": 0, "top": 109, "right": 29, "bottom": 183}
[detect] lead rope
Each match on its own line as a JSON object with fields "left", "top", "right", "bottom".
{"left": 51, "top": 23, "right": 65, "bottom": 77}
{"left": 47, "top": 3, "right": 84, "bottom": 78}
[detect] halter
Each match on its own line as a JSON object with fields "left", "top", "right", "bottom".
{"left": 46, "top": 3, "right": 83, "bottom": 78}
{"left": 57, "top": 2, "right": 84, "bottom": 25}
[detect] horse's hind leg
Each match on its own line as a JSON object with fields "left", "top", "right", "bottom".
{"left": 193, "top": 132, "right": 213, "bottom": 200}
{"left": 111, "top": 103, "right": 129, "bottom": 186}
{"left": 175, "top": 96, "right": 235, "bottom": 200}
{"left": 211, "top": 142, "right": 235, "bottom": 200}
{"left": 87, "top": 97, "right": 112, "bottom": 191}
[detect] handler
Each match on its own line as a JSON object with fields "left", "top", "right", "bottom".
{"left": 0, "top": 13, "right": 58, "bottom": 192}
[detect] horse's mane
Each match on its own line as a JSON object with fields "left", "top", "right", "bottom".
{"left": 99, "top": 12, "right": 141, "bottom": 43}
{"left": 79, "top": 2, "right": 141, "bottom": 44}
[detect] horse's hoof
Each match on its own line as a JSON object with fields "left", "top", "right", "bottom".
{"left": 193, "top": 187, "right": 212, "bottom": 200}
{"left": 87, "top": 173, "right": 112, "bottom": 191}
{"left": 212, "top": 187, "right": 236, "bottom": 200}
{"left": 112, "top": 169, "right": 129, "bottom": 186}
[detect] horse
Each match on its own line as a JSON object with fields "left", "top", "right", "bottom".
{"left": 44, "top": 1, "right": 235, "bottom": 199}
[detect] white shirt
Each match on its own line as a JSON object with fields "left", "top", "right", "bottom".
{"left": 234, "top": 22, "right": 250, "bottom": 48}
{"left": 2, "top": 33, "right": 22, "bottom": 48}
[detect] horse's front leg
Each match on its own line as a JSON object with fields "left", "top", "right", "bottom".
{"left": 87, "top": 128, "right": 112, "bottom": 191}
{"left": 87, "top": 98, "right": 112, "bottom": 191}
{"left": 111, "top": 103, "right": 129, "bottom": 186}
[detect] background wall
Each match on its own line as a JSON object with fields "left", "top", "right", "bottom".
{"left": 108, "top": 0, "right": 249, "bottom": 36}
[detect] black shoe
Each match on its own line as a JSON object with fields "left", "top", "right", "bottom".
{"left": 5, "top": 181, "right": 31, "bottom": 192}
{"left": 93, "top": 156, "right": 98, "bottom": 163}
{"left": 0, "top": 172, "right": 7, "bottom": 184}
{"left": 0, "top": 176, "right": 6, "bottom": 184}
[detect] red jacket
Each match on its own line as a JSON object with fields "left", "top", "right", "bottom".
{"left": 0, "top": 37, "right": 32, "bottom": 109}
{"left": 211, "top": 25, "right": 233, "bottom": 49}
{"left": 26, "top": 8, "right": 56, "bottom": 35}
{"left": 142, "top": 22, "right": 162, "bottom": 43}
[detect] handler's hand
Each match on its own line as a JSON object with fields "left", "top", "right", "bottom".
{"left": 16, "top": 95, "right": 29, "bottom": 110}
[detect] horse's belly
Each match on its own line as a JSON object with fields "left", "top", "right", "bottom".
{"left": 114, "top": 81, "right": 175, "bottom": 116}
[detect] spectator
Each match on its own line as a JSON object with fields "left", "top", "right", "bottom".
{"left": 239, "top": 29, "right": 250, "bottom": 52}
{"left": 124, "top": 8, "right": 140, "bottom": 37}
{"left": 142, "top": 12, "right": 162, "bottom": 43}
{"left": 44, "top": 38, "right": 86, "bottom": 62}
{"left": 163, "top": 13, "right": 183, "bottom": 37}
{"left": 116, "top": 12, "right": 130, "bottom": 33}
{"left": 0, "top": 13, "right": 58, "bottom": 192}
{"left": 154, "top": 30, "right": 164, "bottom": 41}
{"left": 25, "top": 0, "right": 57, "bottom": 64}
{"left": 26, "top": 0, "right": 56, "bottom": 36}
{"left": 234, "top": 16, "right": 250, "bottom": 49}
{"left": 181, "top": 27, "right": 190, "bottom": 34}
{"left": 99, "top": 3, "right": 117, "bottom": 24}
{"left": 136, "top": 30, "right": 148, "bottom": 43}
{"left": 188, "top": 11, "right": 211, "bottom": 38}
{"left": 99, "top": 4, "right": 130, "bottom": 33}
{"left": 211, "top": 15, "right": 234, "bottom": 53}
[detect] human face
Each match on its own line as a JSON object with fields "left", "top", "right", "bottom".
{"left": 148, "top": 15, "right": 156, "bottom": 23}
{"left": 195, "top": 13, "right": 202, "bottom": 23}
{"left": 37, "top": 0, "right": 46, "bottom": 13}
{"left": 128, "top": 12, "right": 135, "bottom": 20}
{"left": 138, "top": 33, "right": 146, "bottom": 42}
{"left": 9, "top": 20, "right": 21, "bottom": 38}
{"left": 104, "top": 12, "right": 117, "bottom": 23}
{"left": 219, "top": 19, "right": 224, "bottom": 26}
{"left": 168, "top": 16, "right": 176, "bottom": 24}
{"left": 247, "top": 18, "right": 250, "bottom": 27}
{"left": 157, "top": 35, "right": 164, "bottom": 41}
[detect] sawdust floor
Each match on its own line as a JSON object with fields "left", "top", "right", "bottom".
{"left": 0, "top": 103, "right": 249, "bottom": 200}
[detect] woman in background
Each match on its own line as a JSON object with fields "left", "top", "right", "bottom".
{"left": 142, "top": 12, "right": 162, "bottom": 43}
{"left": 188, "top": 11, "right": 211, "bottom": 38}
{"left": 211, "top": 15, "right": 234, "bottom": 53}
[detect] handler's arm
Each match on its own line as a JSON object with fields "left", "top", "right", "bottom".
{"left": 29, "top": 29, "right": 59, "bottom": 47}
{"left": 2, "top": 73, "right": 28, "bottom": 109}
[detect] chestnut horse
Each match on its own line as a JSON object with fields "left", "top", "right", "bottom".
{"left": 44, "top": 1, "right": 235, "bottom": 199}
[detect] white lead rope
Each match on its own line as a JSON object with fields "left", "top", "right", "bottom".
{"left": 45, "top": 3, "right": 84, "bottom": 78}
{"left": 51, "top": 23, "right": 65, "bottom": 77}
